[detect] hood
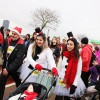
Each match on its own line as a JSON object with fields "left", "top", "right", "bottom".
{"left": 83, "top": 44, "right": 92, "bottom": 52}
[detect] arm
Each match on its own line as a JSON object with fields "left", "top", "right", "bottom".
{"left": 73, "top": 57, "right": 82, "bottom": 86}
{"left": 46, "top": 48, "right": 56, "bottom": 70}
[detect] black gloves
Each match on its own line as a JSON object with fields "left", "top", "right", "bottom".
{"left": 70, "top": 85, "right": 77, "bottom": 94}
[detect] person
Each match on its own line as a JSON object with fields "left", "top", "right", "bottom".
{"left": 9, "top": 84, "right": 39, "bottom": 100}
{"left": 0, "top": 30, "right": 3, "bottom": 50}
{"left": 2, "top": 29, "right": 11, "bottom": 52}
{"left": 30, "top": 27, "right": 41, "bottom": 43}
{"left": 54, "top": 38, "right": 86, "bottom": 100}
{"left": 57, "top": 37, "right": 62, "bottom": 50}
{"left": 87, "top": 59, "right": 100, "bottom": 100}
{"left": 24, "top": 34, "right": 30, "bottom": 55}
{"left": 0, "top": 26, "right": 25, "bottom": 100}
{"left": 94, "top": 46, "right": 100, "bottom": 65}
{"left": 47, "top": 36, "right": 51, "bottom": 46}
{"left": 0, "top": 27, "right": 4, "bottom": 66}
{"left": 80, "top": 37, "right": 92, "bottom": 87}
{"left": 5, "top": 29, "right": 10, "bottom": 38}
{"left": 24, "top": 27, "right": 41, "bottom": 56}
{"left": 0, "top": 26, "right": 5, "bottom": 40}
{"left": 24, "top": 34, "right": 30, "bottom": 42}
{"left": 61, "top": 38, "right": 67, "bottom": 54}
{"left": 89, "top": 64, "right": 99, "bottom": 86}
{"left": 19, "top": 32, "right": 58, "bottom": 83}
{"left": 50, "top": 36, "right": 60, "bottom": 65}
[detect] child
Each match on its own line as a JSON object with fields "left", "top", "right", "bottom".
{"left": 89, "top": 65, "right": 99, "bottom": 86}
{"left": 9, "top": 84, "right": 38, "bottom": 100}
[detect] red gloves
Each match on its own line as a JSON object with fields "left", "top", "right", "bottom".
{"left": 52, "top": 67, "right": 58, "bottom": 76}
{"left": 35, "top": 64, "right": 43, "bottom": 71}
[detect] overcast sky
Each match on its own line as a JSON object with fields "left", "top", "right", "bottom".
{"left": 0, "top": 0, "right": 100, "bottom": 40}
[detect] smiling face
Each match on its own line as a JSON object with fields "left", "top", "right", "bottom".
{"left": 36, "top": 36, "right": 44, "bottom": 47}
{"left": 52, "top": 37, "right": 57, "bottom": 45}
{"left": 67, "top": 40, "right": 75, "bottom": 51}
{"left": 12, "top": 31, "right": 20, "bottom": 41}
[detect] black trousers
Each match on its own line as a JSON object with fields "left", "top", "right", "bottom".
{"left": 0, "top": 72, "right": 21, "bottom": 100}
{"left": 81, "top": 71, "right": 90, "bottom": 88}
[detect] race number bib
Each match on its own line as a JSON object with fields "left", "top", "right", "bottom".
{"left": 32, "top": 70, "right": 40, "bottom": 76}
{"left": 58, "top": 77, "right": 66, "bottom": 87}
{"left": 7, "top": 46, "right": 15, "bottom": 54}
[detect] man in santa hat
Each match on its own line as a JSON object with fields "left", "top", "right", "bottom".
{"left": 0, "top": 26, "right": 25, "bottom": 100}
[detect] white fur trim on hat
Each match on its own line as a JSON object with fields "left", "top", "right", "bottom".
{"left": 12, "top": 29, "right": 20, "bottom": 35}
{"left": 12, "top": 26, "right": 22, "bottom": 36}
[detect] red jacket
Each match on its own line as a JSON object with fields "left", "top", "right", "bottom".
{"left": 0, "top": 32, "right": 3, "bottom": 45}
{"left": 81, "top": 44, "right": 92, "bottom": 72}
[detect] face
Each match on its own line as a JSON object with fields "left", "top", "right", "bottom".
{"left": 63, "top": 39, "right": 67, "bottom": 44}
{"left": 57, "top": 37, "right": 60, "bottom": 43}
{"left": 81, "top": 43, "right": 85, "bottom": 47}
{"left": 67, "top": 40, "right": 74, "bottom": 51}
{"left": 33, "top": 34, "right": 37, "bottom": 40}
{"left": 52, "top": 38, "right": 57, "bottom": 44}
{"left": 36, "top": 36, "right": 44, "bottom": 47}
{"left": 12, "top": 31, "right": 20, "bottom": 41}
{"left": 26, "top": 35, "right": 29, "bottom": 39}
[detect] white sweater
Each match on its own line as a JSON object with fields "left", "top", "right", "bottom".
{"left": 26, "top": 43, "right": 56, "bottom": 70}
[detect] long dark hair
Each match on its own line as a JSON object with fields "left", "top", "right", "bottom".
{"left": 24, "top": 34, "right": 30, "bottom": 42}
{"left": 67, "top": 38, "right": 80, "bottom": 59}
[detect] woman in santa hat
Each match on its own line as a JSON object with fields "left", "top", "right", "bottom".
{"left": 54, "top": 38, "right": 86, "bottom": 100}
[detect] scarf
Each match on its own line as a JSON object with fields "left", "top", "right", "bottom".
{"left": 63, "top": 51, "right": 78, "bottom": 88}
{"left": 24, "top": 90, "right": 38, "bottom": 100}
{"left": 33, "top": 45, "right": 42, "bottom": 61}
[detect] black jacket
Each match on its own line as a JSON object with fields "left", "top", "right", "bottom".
{"left": 3, "top": 38, "right": 25, "bottom": 73}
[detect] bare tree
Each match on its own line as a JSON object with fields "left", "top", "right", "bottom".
{"left": 77, "top": 34, "right": 87, "bottom": 42}
{"left": 31, "top": 8, "right": 60, "bottom": 31}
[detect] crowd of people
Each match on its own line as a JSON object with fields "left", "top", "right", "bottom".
{"left": 0, "top": 26, "right": 100, "bottom": 100}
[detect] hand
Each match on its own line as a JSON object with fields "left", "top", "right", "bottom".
{"left": 3, "top": 68, "right": 8, "bottom": 76}
{"left": 52, "top": 67, "right": 58, "bottom": 76}
{"left": 70, "top": 85, "right": 77, "bottom": 94}
{"left": 35, "top": 64, "right": 43, "bottom": 71}
{"left": 92, "top": 60, "right": 98, "bottom": 66}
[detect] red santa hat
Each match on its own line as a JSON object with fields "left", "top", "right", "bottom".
{"left": 12, "top": 26, "right": 22, "bottom": 36}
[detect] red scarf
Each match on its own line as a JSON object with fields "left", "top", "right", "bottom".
{"left": 63, "top": 51, "right": 78, "bottom": 88}
{"left": 8, "top": 37, "right": 24, "bottom": 45}
{"left": 24, "top": 90, "right": 38, "bottom": 100}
